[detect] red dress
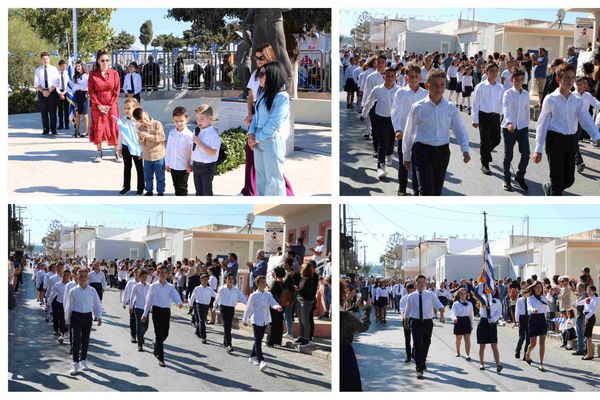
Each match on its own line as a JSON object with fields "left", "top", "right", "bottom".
{"left": 88, "top": 68, "right": 120, "bottom": 146}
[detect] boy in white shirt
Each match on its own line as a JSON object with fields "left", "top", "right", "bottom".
{"left": 191, "top": 105, "right": 221, "bottom": 196}
{"left": 165, "top": 106, "right": 193, "bottom": 196}
{"left": 54, "top": 59, "right": 72, "bottom": 131}
{"left": 123, "top": 62, "right": 142, "bottom": 103}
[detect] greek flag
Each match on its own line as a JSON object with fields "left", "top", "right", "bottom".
{"left": 66, "top": 59, "right": 77, "bottom": 124}
{"left": 113, "top": 116, "right": 143, "bottom": 157}
{"left": 475, "top": 213, "right": 496, "bottom": 306}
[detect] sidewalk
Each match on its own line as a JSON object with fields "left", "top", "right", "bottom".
{"left": 8, "top": 113, "right": 331, "bottom": 196}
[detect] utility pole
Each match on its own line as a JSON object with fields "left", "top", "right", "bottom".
{"left": 347, "top": 217, "right": 360, "bottom": 270}
{"left": 342, "top": 205, "right": 347, "bottom": 273}
{"left": 73, "top": 224, "right": 77, "bottom": 258}
{"left": 361, "top": 245, "right": 367, "bottom": 274}
{"left": 526, "top": 215, "right": 530, "bottom": 276}
{"left": 418, "top": 237, "right": 422, "bottom": 276}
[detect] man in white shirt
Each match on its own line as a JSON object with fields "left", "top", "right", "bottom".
{"left": 54, "top": 59, "right": 71, "bottom": 131}
{"left": 34, "top": 51, "right": 59, "bottom": 135}
{"left": 165, "top": 106, "right": 193, "bottom": 196}
{"left": 309, "top": 236, "right": 327, "bottom": 267}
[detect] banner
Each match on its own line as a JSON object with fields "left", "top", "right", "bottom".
{"left": 575, "top": 18, "right": 594, "bottom": 50}
{"left": 264, "top": 221, "right": 284, "bottom": 256}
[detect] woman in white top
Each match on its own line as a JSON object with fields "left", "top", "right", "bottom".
{"left": 476, "top": 290, "right": 503, "bottom": 372}
{"left": 451, "top": 288, "right": 474, "bottom": 360}
{"left": 523, "top": 281, "right": 549, "bottom": 371}
{"left": 72, "top": 60, "right": 89, "bottom": 137}
{"left": 576, "top": 285, "right": 598, "bottom": 360}
{"left": 435, "top": 282, "right": 452, "bottom": 322}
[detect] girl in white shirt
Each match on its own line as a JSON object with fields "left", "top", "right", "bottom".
{"left": 523, "top": 281, "right": 549, "bottom": 371}
{"left": 451, "top": 288, "right": 474, "bottom": 360}
{"left": 559, "top": 309, "right": 576, "bottom": 350}
{"left": 117, "top": 265, "right": 128, "bottom": 301}
{"left": 476, "top": 290, "right": 503, "bottom": 372}
{"left": 436, "top": 282, "right": 452, "bottom": 322}
{"left": 576, "top": 285, "right": 598, "bottom": 360}
{"left": 460, "top": 67, "right": 474, "bottom": 115}
{"left": 344, "top": 57, "right": 359, "bottom": 108}
{"left": 72, "top": 60, "right": 89, "bottom": 137}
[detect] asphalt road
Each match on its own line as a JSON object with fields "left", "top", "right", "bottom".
{"left": 8, "top": 272, "right": 331, "bottom": 392}
{"left": 351, "top": 309, "right": 600, "bottom": 391}
{"left": 340, "top": 92, "right": 600, "bottom": 196}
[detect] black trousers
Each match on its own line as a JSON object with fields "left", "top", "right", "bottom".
{"left": 170, "top": 169, "right": 189, "bottom": 196}
{"left": 251, "top": 324, "right": 267, "bottom": 362}
{"left": 396, "top": 139, "right": 416, "bottom": 193}
{"left": 193, "top": 162, "right": 216, "bottom": 196}
{"left": 57, "top": 96, "right": 70, "bottom": 128}
{"left": 194, "top": 303, "right": 209, "bottom": 339}
{"left": 369, "top": 106, "right": 378, "bottom": 152}
{"left": 403, "top": 322, "right": 412, "bottom": 359}
{"left": 410, "top": 318, "right": 434, "bottom": 372}
{"left": 89, "top": 282, "right": 103, "bottom": 301}
{"left": 545, "top": 130, "right": 579, "bottom": 196}
{"left": 71, "top": 311, "right": 92, "bottom": 362}
{"left": 516, "top": 315, "right": 530, "bottom": 354}
{"left": 220, "top": 305, "right": 235, "bottom": 346}
{"left": 134, "top": 308, "right": 149, "bottom": 345}
{"left": 267, "top": 308, "right": 284, "bottom": 346}
{"left": 478, "top": 111, "right": 501, "bottom": 166}
{"left": 375, "top": 115, "right": 395, "bottom": 168}
{"left": 152, "top": 306, "right": 171, "bottom": 361}
{"left": 122, "top": 145, "right": 145, "bottom": 194}
{"left": 38, "top": 91, "right": 58, "bottom": 133}
{"left": 51, "top": 299, "right": 66, "bottom": 334}
{"left": 412, "top": 142, "right": 450, "bottom": 196}
{"left": 129, "top": 310, "right": 136, "bottom": 338}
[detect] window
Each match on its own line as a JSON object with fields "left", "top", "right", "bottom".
{"left": 287, "top": 228, "right": 297, "bottom": 244}
{"left": 299, "top": 226, "right": 309, "bottom": 244}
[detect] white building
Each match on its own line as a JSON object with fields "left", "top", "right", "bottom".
{"left": 59, "top": 225, "right": 131, "bottom": 258}
{"left": 369, "top": 17, "right": 442, "bottom": 50}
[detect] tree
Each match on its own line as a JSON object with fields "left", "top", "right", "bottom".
{"left": 20, "top": 8, "right": 115, "bottom": 59}
{"left": 107, "top": 30, "right": 136, "bottom": 52}
{"left": 382, "top": 232, "right": 404, "bottom": 278}
{"left": 42, "top": 220, "right": 61, "bottom": 257}
{"left": 139, "top": 20, "right": 154, "bottom": 58}
{"left": 159, "top": 34, "right": 185, "bottom": 52}
{"left": 350, "top": 11, "right": 371, "bottom": 50}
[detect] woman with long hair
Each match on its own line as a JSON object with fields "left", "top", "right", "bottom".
{"left": 576, "top": 285, "right": 598, "bottom": 360}
{"left": 523, "top": 280, "right": 549, "bottom": 371}
{"left": 297, "top": 261, "right": 318, "bottom": 346}
{"left": 451, "top": 288, "right": 473, "bottom": 360}
{"left": 88, "top": 50, "right": 121, "bottom": 163}
{"left": 476, "top": 288, "right": 503, "bottom": 372}
{"left": 72, "top": 60, "right": 89, "bottom": 137}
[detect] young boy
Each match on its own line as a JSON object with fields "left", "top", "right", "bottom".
{"left": 472, "top": 61, "right": 504, "bottom": 175}
{"left": 533, "top": 63, "right": 600, "bottom": 195}
{"left": 123, "top": 62, "right": 142, "bottom": 103}
{"left": 165, "top": 106, "right": 193, "bottom": 196}
{"left": 191, "top": 105, "right": 221, "bottom": 196}
{"left": 54, "top": 59, "right": 71, "bottom": 131}
{"left": 391, "top": 63, "right": 428, "bottom": 196}
{"left": 130, "top": 270, "right": 150, "bottom": 352}
{"left": 501, "top": 67, "right": 530, "bottom": 192}
{"left": 133, "top": 108, "right": 166, "bottom": 196}
{"left": 215, "top": 274, "right": 247, "bottom": 352}
{"left": 362, "top": 67, "right": 399, "bottom": 180}
{"left": 362, "top": 54, "right": 387, "bottom": 148}
{"left": 116, "top": 97, "right": 144, "bottom": 195}
{"left": 48, "top": 268, "right": 71, "bottom": 344}
{"left": 344, "top": 56, "right": 359, "bottom": 109}
{"left": 402, "top": 69, "right": 471, "bottom": 196}
{"left": 189, "top": 273, "right": 216, "bottom": 343}
{"left": 399, "top": 283, "right": 415, "bottom": 362}
{"left": 122, "top": 268, "right": 139, "bottom": 343}
{"left": 243, "top": 275, "right": 283, "bottom": 372}
{"left": 574, "top": 76, "right": 600, "bottom": 173}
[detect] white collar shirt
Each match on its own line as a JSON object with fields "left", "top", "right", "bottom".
{"left": 450, "top": 300, "right": 474, "bottom": 327}
{"left": 479, "top": 299, "right": 502, "bottom": 323}
{"left": 361, "top": 70, "right": 384, "bottom": 106}
{"left": 72, "top": 73, "right": 89, "bottom": 91}
{"left": 502, "top": 87, "right": 530, "bottom": 130}
{"left": 130, "top": 282, "right": 150, "bottom": 310}
{"left": 122, "top": 278, "right": 137, "bottom": 308}
{"left": 242, "top": 290, "right": 280, "bottom": 327}
{"left": 123, "top": 72, "right": 142, "bottom": 95}
{"left": 472, "top": 80, "right": 504, "bottom": 123}
{"left": 143, "top": 281, "right": 182, "bottom": 318}
{"left": 189, "top": 285, "right": 216, "bottom": 305}
{"left": 404, "top": 290, "right": 444, "bottom": 320}
{"left": 53, "top": 69, "right": 71, "bottom": 94}
{"left": 64, "top": 284, "right": 103, "bottom": 324}
{"left": 215, "top": 286, "right": 247, "bottom": 308}
{"left": 88, "top": 270, "right": 107, "bottom": 288}
{"left": 527, "top": 294, "right": 550, "bottom": 314}
{"left": 515, "top": 296, "right": 529, "bottom": 320}
{"left": 34, "top": 64, "right": 59, "bottom": 90}
{"left": 191, "top": 126, "right": 221, "bottom": 163}
{"left": 165, "top": 128, "right": 193, "bottom": 170}
{"left": 362, "top": 83, "right": 399, "bottom": 118}
{"left": 48, "top": 281, "right": 67, "bottom": 304}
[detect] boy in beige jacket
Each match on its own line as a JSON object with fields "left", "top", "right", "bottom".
{"left": 133, "top": 108, "right": 166, "bottom": 196}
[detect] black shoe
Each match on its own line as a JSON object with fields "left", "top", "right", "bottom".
{"left": 416, "top": 370, "right": 424, "bottom": 379}
{"left": 503, "top": 182, "right": 512, "bottom": 192}
{"left": 577, "top": 163, "right": 586, "bottom": 174}
{"left": 137, "top": 346, "right": 144, "bottom": 352}
{"left": 119, "top": 188, "right": 130, "bottom": 196}
{"left": 57, "top": 125, "right": 64, "bottom": 130}
{"left": 572, "top": 351, "right": 586, "bottom": 355}
{"left": 42, "top": 130, "right": 49, "bottom": 135}
{"left": 136, "top": 191, "right": 144, "bottom": 196}
{"left": 158, "top": 360, "right": 166, "bottom": 367}
{"left": 515, "top": 351, "right": 520, "bottom": 359}
{"left": 397, "top": 189, "right": 407, "bottom": 196}
{"left": 202, "top": 339, "right": 208, "bottom": 344}
{"left": 144, "top": 192, "right": 153, "bottom": 196}
{"left": 65, "top": 125, "right": 70, "bottom": 130}
{"left": 131, "top": 336, "right": 137, "bottom": 343}
{"left": 372, "top": 152, "right": 377, "bottom": 158}
{"left": 157, "top": 193, "right": 164, "bottom": 196}
{"left": 51, "top": 131, "right": 58, "bottom": 135}
{"left": 294, "top": 338, "right": 303, "bottom": 344}
{"left": 514, "top": 177, "right": 529, "bottom": 192}
{"left": 497, "top": 365, "right": 503, "bottom": 373}
{"left": 481, "top": 165, "right": 492, "bottom": 175}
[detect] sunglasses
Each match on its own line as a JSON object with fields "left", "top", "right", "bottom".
{"left": 255, "top": 55, "right": 266, "bottom": 61}
{"left": 99, "top": 59, "right": 110, "bottom": 63}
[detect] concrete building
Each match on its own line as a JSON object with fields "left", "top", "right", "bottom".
{"left": 59, "top": 225, "right": 131, "bottom": 258}
{"left": 397, "top": 31, "right": 461, "bottom": 55}
{"left": 369, "top": 17, "right": 442, "bottom": 50}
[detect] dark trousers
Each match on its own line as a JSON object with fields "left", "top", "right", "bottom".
{"left": 516, "top": 315, "right": 530, "bottom": 354}
{"left": 220, "top": 305, "right": 235, "bottom": 346}
{"left": 502, "top": 127, "right": 530, "bottom": 183}
{"left": 129, "top": 310, "right": 136, "bottom": 338}
{"left": 375, "top": 115, "right": 395, "bottom": 168}
{"left": 51, "top": 299, "right": 66, "bottom": 334}
{"left": 397, "top": 139, "right": 419, "bottom": 193}
{"left": 194, "top": 303, "right": 209, "bottom": 339}
{"left": 403, "top": 323, "right": 412, "bottom": 359}
{"left": 152, "top": 306, "right": 171, "bottom": 361}
{"left": 412, "top": 142, "right": 450, "bottom": 196}
{"left": 267, "top": 308, "right": 284, "bottom": 346}
{"left": 369, "top": 106, "right": 378, "bottom": 152}
{"left": 134, "top": 308, "right": 149, "bottom": 345}
{"left": 241, "top": 142, "right": 256, "bottom": 196}
{"left": 251, "top": 324, "right": 267, "bottom": 362}
{"left": 478, "top": 112, "right": 501, "bottom": 166}
{"left": 38, "top": 91, "right": 58, "bottom": 133}
{"left": 410, "top": 318, "right": 433, "bottom": 372}
{"left": 575, "top": 124, "right": 585, "bottom": 166}
{"left": 122, "top": 145, "right": 145, "bottom": 194}
{"left": 170, "top": 169, "right": 189, "bottom": 196}
{"left": 71, "top": 311, "right": 92, "bottom": 363}
{"left": 545, "top": 130, "right": 578, "bottom": 195}
{"left": 193, "top": 161, "right": 216, "bottom": 196}
{"left": 57, "top": 96, "right": 70, "bottom": 128}
{"left": 89, "top": 282, "right": 103, "bottom": 301}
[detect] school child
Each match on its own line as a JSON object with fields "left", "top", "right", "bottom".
{"left": 63, "top": 270, "right": 79, "bottom": 354}
{"left": 500, "top": 60, "right": 515, "bottom": 91}
{"left": 559, "top": 309, "right": 576, "bottom": 350}
{"left": 476, "top": 291, "right": 503, "bottom": 372}
{"left": 191, "top": 105, "right": 221, "bottom": 196}
{"left": 501, "top": 66, "right": 530, "bottom": 192}
{"left": 243, "top": 275, "right": 283, "bottom": 372}
{"left": 357, "top": 57, "right": 376, "bottom": 120}
{"left": 533, "top": 63, "right": 600, "bottom": 196}
{"left": 399, "top": 283, "right": 415, "bottom": 362}
{"left": 189, "top": 273, "right": 216, "bottom": 343}
{"left": 54, "top": 59, "right": 71, "bottom": 131}
{"left": 460, "top": 67, "right": 474, "bottom": 114}
{"left": 122, "top": 268, "right": 139, "bottom": 343}
{"left": 576, "top": 285, "right": 598, "bottom": 360}
{"left": 123, "top": 62, "right": 142, "bottom": 103}
{"left": 133, "top": 107, "right": 166, "bottom": 196}
{"left": 451, "top": 288, "right": 474, "bottom": 360}
{"left": 362, "top": 54, "right": 387, "bottom": 150}
{"left": 344, "top": 56, "right": 359, "bottom": 108}
{"left": 455, "top": 65, "right": 464, "bottom": 105}
{"left": 35, "top": 264, "right": 47, "bottom": 305}
{"left": 165, "top": 106, "right": 193, "bottom": 196}
{"left": 215, "top": 274, "right": 247, "bottom": 352}
{"left": 524, "top": 281, "right": 549, "bottom": 371}
{"left": 130, "top": 270, "right": 150, "bottom": 352}
{"left": 447, "top": 59, "right": 459, "bottom": 100}
{"left": 116, "top": 97, "right": 144, "bottom": 196}
{"left": 513, "top": 285, "right": 530, "bottom": 360}
{"left": 48, "top": 269, "right": 71, "bottom": 344}
{"left": 573, "top": 76, "right": 600, "bottom": 173}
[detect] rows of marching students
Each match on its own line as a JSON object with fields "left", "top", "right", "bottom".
{"left": 340, "top": 47, "right": 600, "bottom": 196}
{"left": 25, "top": 251, "right": 331, "bottom": 376}
{"left": 340, "top": 270, "right": 599, "bottom": 390}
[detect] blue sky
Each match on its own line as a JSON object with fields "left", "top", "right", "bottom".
{"left": 346, "top": 204, "right": 600, "bottom": 263}
{"left": 110, "top": 9, "right": 192, "bottom": 48}
{"left": 23, "top": 205, "right": 275, "bottom": 245}
{"left": 340, "top": 8, "right": 591, "bottom": 36}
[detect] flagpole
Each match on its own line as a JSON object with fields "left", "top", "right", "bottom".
{"left": 72, "top": 8, "right": 78, "bottom": 61}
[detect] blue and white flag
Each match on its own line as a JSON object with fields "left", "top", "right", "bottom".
{"left": 113, "top": 116, "right": 143, "bottom": 157}
{"left": 66, "top": 58, "right": 77, "bottom": 124}
{"left": 475, "top": 213, "right": 496, "bottom": 306}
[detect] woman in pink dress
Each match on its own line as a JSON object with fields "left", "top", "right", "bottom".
{"left": 88, "top": 50, "right": 121, "bottom": 163}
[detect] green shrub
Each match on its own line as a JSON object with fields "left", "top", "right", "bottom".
{"left": 8, "top": 90, "right": 39, "bottom": 115}
{"left": 216, "top": 127, "right": 248, "bottom": 175}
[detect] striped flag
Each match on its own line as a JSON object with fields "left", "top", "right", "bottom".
{"left": 113, "top": 116, "right": 143, "bottom": 157}
{"left": 66, "top": 59, "right": 78, "bottom": 124}
{"left": 475, "top": 212, "right": 496, "bottom": 306}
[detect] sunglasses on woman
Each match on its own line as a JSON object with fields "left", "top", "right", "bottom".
{"left": 254, "top": 55, "right": 266, "bottom": 61}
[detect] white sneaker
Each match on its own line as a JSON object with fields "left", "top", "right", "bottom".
{"left": 80, "top": 360, "right": 89, "bottom": 371}
{"left": 94, "top": 153, "right": 102, "bottom": 163}
{"left": 377, "top": 167, "right": 387, "bottom": 179}
{"left": 386, "top": 155, "right": 393, "bottom": 167}
{"left": 69, "top": 362, "right": 80, "bottom": 375}
{"left": 58, "top": 334, "right": 64, "bottom": 344}
{"left": 248, "top": 356, "right": 259, "bottom": 365}
{"left": 115, "top": 153, "right": 122, "bottom": 163}
{"left": 259, "top": 361, "right": 268, "bottom": 371}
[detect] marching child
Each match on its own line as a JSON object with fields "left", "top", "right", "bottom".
{"left": 165, "top": 106, "right": 193, "bottom": 196}
{"left": 573, "top": 76, "right": 600, "bottom": 173}
{"left": 134, "top": 107, "right": 166, "bottom": 196}
{"left": 344, "top": 56, "right": 359, "bottom": 108}
{"left": 460, "top": 66, "right": 474, "bottom": 114}
{"left": 215, "top": 274, "right": 247, "bottom": 352}
{"left": 130, "top": 269, "right": 150, "bottom": 352}
{"left": 189, "top": 273, "right": 216, "bottom": 343}
{"left": 191, "top": 105, "right": 221, "bottom": 196}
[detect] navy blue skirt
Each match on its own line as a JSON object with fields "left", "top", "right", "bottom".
{"left": 378, "top": 297, "right": 388, "bottom": 307}
{"left": 448, "top": 77, "right": 457, "bottom": 91}
{"left": 454, "top": 316, "right": 472, "bottom": 335}
{"left": 528, "top": 313, "right": 547, "bottom": 337}
{"left": 477, "top": 317, "right": 498, "bottom": 344}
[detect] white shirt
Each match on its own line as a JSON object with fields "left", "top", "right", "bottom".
{"left": 461, "top": 75, "right": 473, "bottom": 88}
{"left": 450, "top": 300, "right": 474, "bottom": 328}
{"left": 130, "top": 282, "right": 150, "bottom": 310}
{"left": 500, "top": 69, "right": 513, "bottom": 91}
{"left": 242, "top": 289, "right": 281, "bottom": 327}
{"left": 35, "top": 270, "right": 46, "bottom": 287}
{"left": 435, "top": 288, "right": 451, "bottom": 299}
{"left": 576, "top": 296, "right": 598, "bottom": 319}
{"left": 165, "top": 127, "right": 193, "bottom": 170}
{"left": 191, "top": 125, "right": 221, "bottom": 164}
{"left": 535, "top": 89, "right": 600, "bottom": 153}
{"left": 375, "top": 286, "right": 389, "bottom": 300}
{"left": 34, "top": 64, "right": 59, "bottom": 90}
{"left": 343, "top": 65, "right": 358, "bottom": 83}
{"left": 358, "top": 68, "right": 374, "bottom": 92}
{"left": 53, "top": 69, "right": 71, "bottom": 94}
{"left": 64, "top": 284, "right": 103, "bottom": 324}
{"left": 527, "top": 295, "right": 549, "bottom": 314}
{"left": 399, "top": 294, "right": 410, "bottom": 315}
{"left": 515, "top": 296, "right": 529, "bottom": 320}
{"left": 479, "top": 299, "right": 502, "bottom": 323}
{"left": 208, "top": 275, "right": 217, "bottom": 291}
{"left": 48, "top": 281, "right": 67, "bottom": 304}
{"left": 43, "top": 271, "right": 56, "bottom": 291}
{"left": 215, "top": 286, "right": 247, "bottom": 307}
{"left": 123, "top": 72, "right": 142, "bottom": 95}
{"left": 396, "top": 73, "right": 405, "bottom": 87}
{"left": 63, "top": 281, "right": 77, "bottom": 304}
{"left": 472, "top": 80, "right": 504, "bottom": 123}
{"left": 575, "top": 91, "right": 600, "bottom": 111}
{"left": 353, "top": 66, "right": 362, "bottom": 84}
{"left": 402, "top": 96, "right": 470, "bottom": 161}
{"left": 312, "top": 244, "right": 326, "bottom": 264}
{"left": 362, "top": 70, "right": 385, "bottom": 106}
{"left": 502, "top": 87, "right": 530, "bottom": 130}
{"left": 143, "top": 281, "right": 182, "bottom": 318}
{"left": 393, "top": 283, "right": 405, "bottom": 296}
{"left": 420, "top": 66, "right": 431, "bottom": 83}
{"left": 88, "top": 270, "right": 107, "bottom": 289}
{"left": 122, "top": 278, "right": 136, "bottom": 308}
{"left": 403, "top": 290, "right": 444, "bottom": 320}
{"left": 447, "top": 65, "right": 458, "bottom": 79}
{"left": 72, "top": 73, "right": 89, "bottom": 92}
{"left": 47, "top": 273, "right": 62, "bottom": 298}
{"left": 118, "top": 270, "right": 128, "bottom": 281}
{"left": 362, "top": 84, "right": 399, "bottom": 118}
{"left": 189, "top": 285, "right": 216, "bottom": 305}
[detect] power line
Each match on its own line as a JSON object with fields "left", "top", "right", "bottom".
{"left": 416, "top": 205, "right": 600, "bottom": 221}
{"left": 367, "top": 205, "right": 412, "bottom": 234}
{"left": 103, "top": 205, "right": 247, "bottom": 217}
